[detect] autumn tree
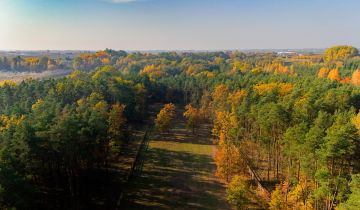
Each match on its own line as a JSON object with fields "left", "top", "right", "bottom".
{"left": 324, "top": 45, "right": 358, "bottom": 62}
{"left": 231, "top": 60, "right": 251, "bottom": 73}
{"left": 318, "top": 67, "right": 330, "bottom": 78}
{"left": 108, "top": 103, "right": 127, "bottom": 153}
{"left": 215, "top": 141, "right": 244, "bottom": 182}
{"left": 254, "top": 83, "right": 293, "bottom": 97}
{"left": 286, "top": 178, "right": 314, "bottom": 210}
{"left": 226, "top": 175, "right": 252, "bottom": 209}
{"left": 269, "top": 179, "right": 314, "bottom": 210}
{"left": 227, "top": 90, "right": 247, "bottom": 112}
{"left": 351, "top": 70, "right": 360, "bottom": 86}
{"left": 213, "top": 111, "right": 245, "bottom": 181}
{"left": 183, "top": 104, "right": 202, "bottom": 134}
{"left": 327, "top": 68, "right": 341, "bottom": 81}
{"left": 211, "top": 84, "right": 230, "bottom": 111}
{"left": 212, "top": 111, "right": 234, "bottom": 144}
{"left": 264, "top": 62, "right": 291, "bottom": 75}
{"left": 269, "top": 185, "right": 287, "bottom": 210}
{"left": 155, "top": 103, "right": 176, "bottom": 133}
{"left": 340, "top": 76, "right": 351, "bottom": 84}
{"left": 140, "top": 64, "right": 164, "bottom": 79}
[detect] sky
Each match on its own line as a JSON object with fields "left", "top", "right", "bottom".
{"left": 0, "top": 0, "right": 359, "bottom": 51}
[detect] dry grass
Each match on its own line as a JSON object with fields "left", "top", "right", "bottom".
{"left": 0, "top": 69, "right": 72, "bottom": 82}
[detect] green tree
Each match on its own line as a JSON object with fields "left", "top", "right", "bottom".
{"left": 108, "top": 103, "right": 127, "bottom": 153}
{"left": 338, "top": 174, "right": 360, "bottom": 210}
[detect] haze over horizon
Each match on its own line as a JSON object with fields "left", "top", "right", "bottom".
{"left": 1, "top": 0, "right": 360, "bottom": 51}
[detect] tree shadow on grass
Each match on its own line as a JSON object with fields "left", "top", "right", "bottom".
{"left": 123, "top": 147, "right": 231, "bottom": 210}
{"left": 154, "top": 120, "right": 215, "bottom": 146}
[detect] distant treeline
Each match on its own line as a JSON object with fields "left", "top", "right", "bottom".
{"left": 0, "top": 55, "right": 71, "bottom": 72}
{"left": 0, "top": 49, "right": 128, "bottom": 72}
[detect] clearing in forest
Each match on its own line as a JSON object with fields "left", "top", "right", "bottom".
{"left": 123, "top": 111, "right": 231, "bottom": 210}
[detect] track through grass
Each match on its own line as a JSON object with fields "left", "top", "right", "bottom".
{"left": 123, "top": 111, "right": 231, "bottom": 210}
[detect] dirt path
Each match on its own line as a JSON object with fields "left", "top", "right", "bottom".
{"left": 122, "top": 111, "right": 232, "bottom": 210}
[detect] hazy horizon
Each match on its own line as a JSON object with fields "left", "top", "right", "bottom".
{"left": 1, "top": 0, "right": 360, "bottom": 50}
{"left": 0, "top": 48, "right": 330, "bottom": 52}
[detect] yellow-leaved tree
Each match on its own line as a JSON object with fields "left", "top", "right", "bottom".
{"left": 324, "top": 45, "right": 358, "bottom": 62}
{"left": 140, "top": 64, "right": 164, "bottom": 79}
{"left": 226, "top": 175, "right": 251, "bottom": 210}
{"left": 318, "top": 67, "right": 330, "bottom": 78}
{"left": 211, "top": 84, "right": 230, "bottom": 111}
{"left": 269, "top": 178, "right": 314, "bottom": 210}
{"left": 155, "top": 103, "right": 176, "bottom": 133}
{"left": 227, "top": 90, "right": 247, "bottom": 112}
{"left": 254, "top": 83, "right": 293, "bottom": 96}
{"left": 269, "top": 185, "right": 287, "bottom": 210}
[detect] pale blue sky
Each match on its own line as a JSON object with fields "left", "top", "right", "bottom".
{"left": 0, "top": 0, "right": 359, "bottom": 50}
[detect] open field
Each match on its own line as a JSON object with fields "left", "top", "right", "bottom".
{"left": 0, "top": 69, "right": 72, "bottom": 82}
{"left": 123, "top": 111, "right": 231, "bottom": 210}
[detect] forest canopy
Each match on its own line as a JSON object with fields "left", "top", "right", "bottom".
{"left": 0, "top": 46, "right": 360, "bottom": 209}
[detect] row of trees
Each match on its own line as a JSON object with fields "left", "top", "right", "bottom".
{"left": 203, "top": 78, "right": 360, "bottom": 209}
{"left": 0, "top": 56, "right": 69, "bottom": 72}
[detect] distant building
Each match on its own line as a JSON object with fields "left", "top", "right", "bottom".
{"left": 277, "top": 51, "right": 298, "bottom": 56}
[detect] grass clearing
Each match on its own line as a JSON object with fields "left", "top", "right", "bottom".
{"left": 123, "top": 110, "right": 232, "bottom": 210}
{"left": 149, "top": 141, "right": 214, "bottom": 156}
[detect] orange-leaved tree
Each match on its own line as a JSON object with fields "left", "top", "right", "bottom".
{"left": 212, "top": 111, "right": 245, "bottom": 182}
{"left": 351, "top": 70, "right": 360, "bottom": 86}
{"left": 327, "top": 68, "right": 341, "bottom": 81}
{"left": 183, "top": 104, "right": 202, "bottom": 134}
{"left": 214, "top": 133, "right": 243, "bottom": 182}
